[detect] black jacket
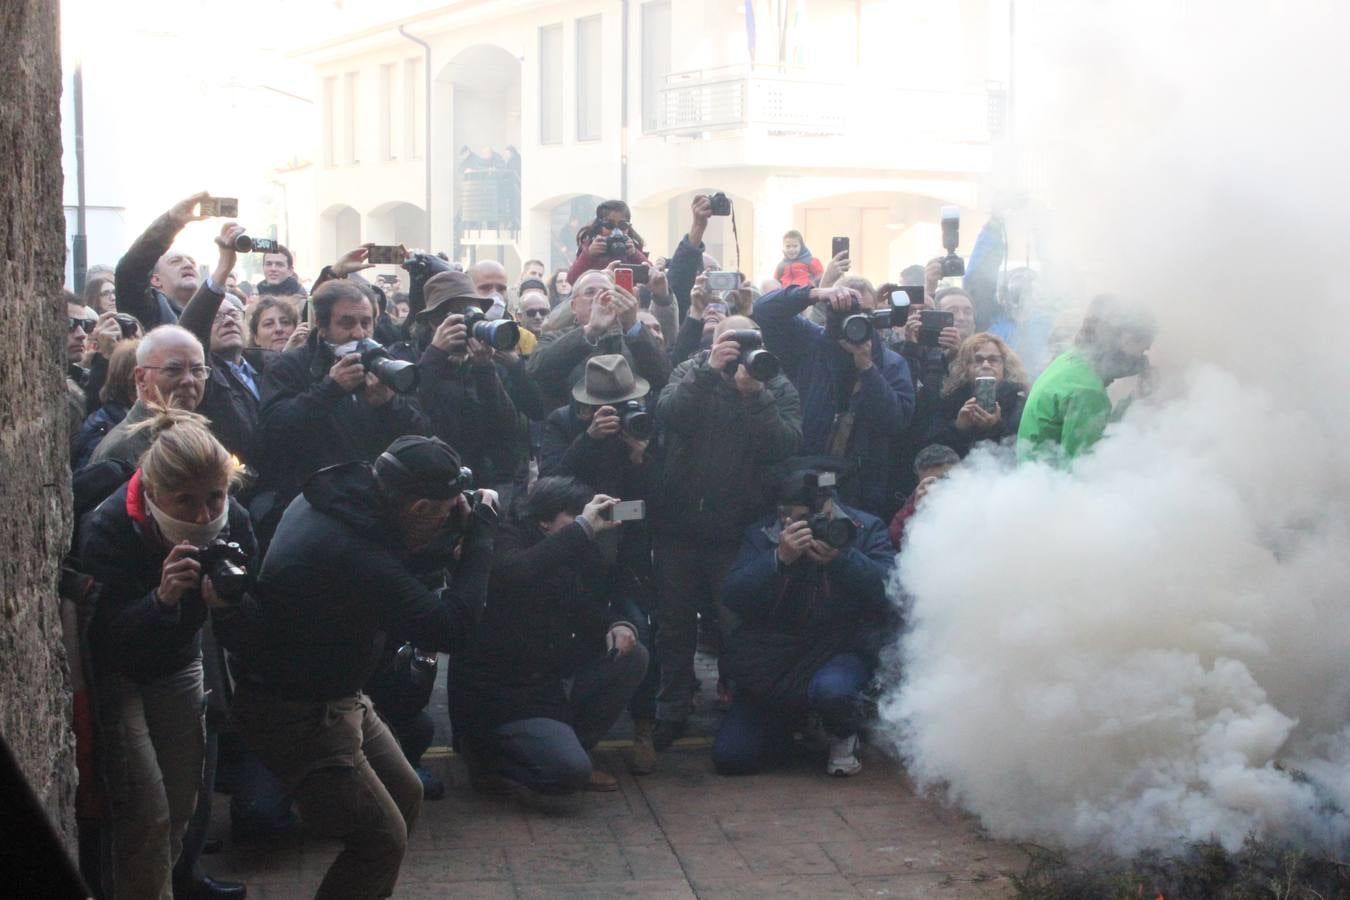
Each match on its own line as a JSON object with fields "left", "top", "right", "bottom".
{"left": 239, "top": 462, "right": 497, "bottom": 702}
{"left": 652, "top": 351, "right": 802, "bottom": 542}
{"left": 255, "top": 328, "right": 429, "bottom": 510}
{"left": 923, "top": 380, "right": 1027, "bottom": 458}
{"left": 114, "top": 210, "right": 186, "bottom": 329}
{"left": 78, "top": 475, "right": 257, "bottom": 684}
{"left": 449, "top": 519, "right": 624, "bottom": 730}
{"left": 255, "top": 274, "right": 308, "bottom": 297}
{"left": 417, "top": 344, "right": 520, "bottom": 488}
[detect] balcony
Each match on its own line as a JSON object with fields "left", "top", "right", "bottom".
{"left": 653, "top": 65, "right": 999, "bottom": 147}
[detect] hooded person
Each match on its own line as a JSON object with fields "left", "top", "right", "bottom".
{"left": 232, "top": 435, "right": 499, "bottom": 900}
{"left": 773, "top": 230, "right": 824, "bottom": 288}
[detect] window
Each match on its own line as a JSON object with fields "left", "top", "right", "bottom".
{"left": 321, "top": 76, "right": 336, "bottom": 166}
{"left": 379, "top": 63, "right": 395, "bottom": 160}
{"left": 575, "top": 15, "right": 602, "bottom": 141}
{"left": 539, "top": 24, "right": 563, "bottom": 144}
{"left": 404, "top": 57, "right": 423, "bottom": 159}
{"left": 641, "top": 1, "right": 671, "bottom": 133}
{"left": 343, "top": 71, "right": 360, "bottom": 164}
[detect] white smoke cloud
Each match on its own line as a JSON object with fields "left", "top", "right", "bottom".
{"left": 880, "top": 0, "right": 1350, "bottom": 855}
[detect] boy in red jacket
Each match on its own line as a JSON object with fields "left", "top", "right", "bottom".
{"left": 773, "top": 230, "right": 824, "bottom": 288}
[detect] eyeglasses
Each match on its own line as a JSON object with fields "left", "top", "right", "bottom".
{"left": 68, "top": 318, "right": 95, "bottom": 334}
{"left": 141, "top": 363, "right": 211, "bottom": 381}
{"left": 520, "top": 308, "right": 549, "bottom": 319}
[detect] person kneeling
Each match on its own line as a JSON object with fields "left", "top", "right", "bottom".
{"left": 714, "top": 467, "right": 895, "bottom": 777}
{"left": 451, "top": 477, "right": 649, "bottom": 798}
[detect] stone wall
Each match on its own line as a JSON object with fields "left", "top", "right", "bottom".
{"left": 0, "top": 0, "right": 77, "bottom": 842}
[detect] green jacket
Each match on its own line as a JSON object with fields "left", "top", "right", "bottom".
{"left": 1016, "top": 351, "right": 1111, "bottom": 466}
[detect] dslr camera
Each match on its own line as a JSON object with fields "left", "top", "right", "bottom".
{"left": 603, "top": 223, "right": 631, "bottom": 258}
{"left": 191, "top": 539, "right": 249, "bottom": 604}
{"left": 354, "top": 338, "right": 419, "bottom": 393}
{"left": 804, "top": 472, "right": 857, "bottom": 550}
{"left": 401, "top": 251, "right": 454, "bottom": 311}
{"left": 460, "top": 307, "right": 520, "bottom": 352}
{"left": 721, "top": 329, "right": 780, "bottom": 382}
{"left": 616, "top": 399, "right": 653, "bottom": 440}
{"left": 233, "top": 234, "right": 279, "bottom": 254}
{"left": 708, "top": 192, "right": 732, "bottom": 216}
{"left": 824, "top": 295, "right": 913, "bottom": 345}
{"left": 940, "top": 206, "right": 965, "bottom": 278}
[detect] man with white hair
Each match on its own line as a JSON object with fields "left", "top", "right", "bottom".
{"left": 116, "top": 192, "right": 215, "bottom": 330}
{"left": 90, "top": 325, "right": 207, "bottom": 467}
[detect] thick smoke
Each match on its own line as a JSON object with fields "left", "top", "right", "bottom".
{"left": 880, "top": 0, "right": 1350, "bottom": 855}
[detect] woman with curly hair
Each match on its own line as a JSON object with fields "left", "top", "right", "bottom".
{"left": 923, "top": 332, "right": 1028, "bottom": 458}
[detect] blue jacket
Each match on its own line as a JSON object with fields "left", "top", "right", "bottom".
{"left": 722, "top": 503, "right": 894, "bottom": 656}
{"left": 753, "top": 286, "right": 915, "bottom": 517}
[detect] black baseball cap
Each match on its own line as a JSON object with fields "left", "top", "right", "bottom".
{"left": 374, "top": 436, "right": 470, "bottom": 500}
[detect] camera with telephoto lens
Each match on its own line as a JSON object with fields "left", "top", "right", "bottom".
{"left": 804, "top": 472, "right": 857, "bottom": 550}
{"left": 191, "top": 539, "right": 249, "bottom": 604}
{"left": 395, "top": 642, "right": 438, "bottom": 692}
{"left": 617, "top": 399, "right": 653, "bottom": 440}
{"left": 722, "top": 329, "right": 780, "bottom": 381}
{"left": 824, "top": 298, "right": 911, "bottom": 346}
{"left": 232, "top": 234, "right": 279, "bottom": 254}
{"left": 401, "top": 251, "right": 453, "bottom": 312}
{"left": 460, "top": 307, "right": 520, "bottom": 351}
{"left": 940, "top": 206, "right": 965, "bottom": 278}
{"left": 353, "top": 338, "right": 419, "bottom": 393}
{"left": 604, "top": 224, "right": 631, "bottom": 258}
{"left": 708, "top": 192, "right": 732, "bottom": 216}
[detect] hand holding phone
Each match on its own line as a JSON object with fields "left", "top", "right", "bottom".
{"left": 831, "top": 236, "right": 850, "bottom": 259}
{"left": 614, "top": 267, "right": 635, "bottom": 292}
{"left": 199, "top": 196, "right": 239, "bottom": 218}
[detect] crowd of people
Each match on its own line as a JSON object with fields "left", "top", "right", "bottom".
{"left": 58, "top": 191, "right": 1156, "bottom": 900}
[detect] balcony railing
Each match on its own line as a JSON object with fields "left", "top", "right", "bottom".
{"left": 653, "top": 65, "right": 997, "bottom": 144}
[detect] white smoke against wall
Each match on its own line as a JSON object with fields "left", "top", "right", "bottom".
{"left": 880, "top": 0, "right": 1350, "bottom": 856}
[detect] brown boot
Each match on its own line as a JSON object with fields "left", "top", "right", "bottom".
{"left": 586, "top": 763, "right": 619, "bottom": 792}
{"left": 630, "top": 719, "right": 657, "bottom": 775}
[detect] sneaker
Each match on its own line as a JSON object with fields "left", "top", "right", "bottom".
{"left": 630, "top": 720, "right": 657, "bottom": 775}
{"left": 826, "top": 733, "right": 863, "bottom": 777}
{"left": 652, "top": 719, "right": 687, "bottom": 752}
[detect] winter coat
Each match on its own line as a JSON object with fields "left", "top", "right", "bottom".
{"left": 254, "top": 327, "right": 429, "bottom": 513}
{"left": 566, "top": 242, "right": 651, "bottom": 285}
{"left": 114, "top": 211, "right": 186, "bottom": 329}
{"left": 527, "top": 322, "right": 671, "bottom": 412}
{"left": 1017, "top": 351, "right": 1112, "bottom": 466}
{"left": 449, "top": 519, "right": 628, "bottom": 730}
{"left": 238, "top": 461, "right": 497, "bottom": 702}
{"left": 923, "top": 379, "right": 1027, "bottom": 458}
{"left": 78, "top": 470, "right": 256, "bottom": 684}
{"left": 72, "top": 403, "right": 128, "bottom": 471}
{"left": 255, "top": 274, "right": 308, "bottom": 298}
{"left": 652, "top": 351, "right": 802, "bottom": 543}
{"left": 753, "top": 286, "right": 915, "bottom": 518}
{"left": 417, "top": 344, "right": 520, "bottom": 488}
{"left": 773, "top": 254, "right": 824, "bottom": 289}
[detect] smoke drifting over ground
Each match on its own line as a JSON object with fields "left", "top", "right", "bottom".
{"left": 880, "top": 1, "right": 1350, "bottom": 855}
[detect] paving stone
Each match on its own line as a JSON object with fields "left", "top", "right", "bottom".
{"left": 715, "top": 807, "right": 861, "bottom": 844}
{"left": 835, "top": 802, "right": 946, "bottom": 838}
{"left": 525, "top": 812, "right": 622, "bottom": 844}
{"left": 851, "top": 873, "right": 1017, "bottom": 898}
{"left": 732, "top": 840, "right": 840, "bottom": 876}
{"left": 621, "top": 842, "right": 686, "bottom": 881}
{"left": 607, "top": 813, "right": 669, "bottom": 844}
{"left": 429, "top": 810, "right": 535, "bottom": 848}
{"left": 669, "top": 839, "right": 754, "bottom": 884}
{"left": 514, "top": 879, "right": 696, "bottom": 899}
{"left": 397, "top": 848, "right": 511, "bottom": 883}
{"left": 207, "top": 845, "right": 304, "bottom": 884}
{"left": 393, "top": 881, "right": 518, "bottom": 899}
{"left": 506, "top": 843, "right": 632, "bottom": 884}
{"left": 652, "top": 810, "right": 728, "bottom": 844}
{"left": 693, "top": 873, "right": 862, "bottom": 898}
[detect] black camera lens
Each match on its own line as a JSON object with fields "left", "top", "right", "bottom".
{"left": 471, "top": 319, "right": 520, "bottom": 352}
{"left": 709, "top": 192, "right": 731, "bottom": 216}
{"left": 809, "top": 514, "right": 857, "bottom": 550}
{"left": 233, "top": 235, "right": 279, "bottom": 254}
{"left": 841, "top": 313, "right": 874, "bottom": 344}
{"left": 193, "top": 540, "right": 249, "bottom": 603}
{"left": 741, "top": 348, "right": 780, "bottom": 382}
{"left": 356, "top": 339, "right": 420, "bottom": 393}
{"left": 620, "top": 401, "right": 653, "bottom": 440}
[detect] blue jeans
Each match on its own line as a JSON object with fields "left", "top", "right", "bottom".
{"left": 712, "top": 653, "right": 870, "bottom": 776}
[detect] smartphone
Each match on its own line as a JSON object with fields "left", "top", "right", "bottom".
{"left": 604, "top": 500, "right": 646, "bottom": 523}
{"left": 114, "top": 313, "right": 140, "bottom": 338}
{"left": 366, "top": 245, "right": 407, "bottom": 265}
{"left": 199, "top": 196, "right": 239, "bottom": 218}
{"left": 919, "top": 309, "right": 955, "bottom": 347}
{"left": 615, "top": 265, "right": 648, "bottom": 286}
{"left": 614, "top": 267, "right": 635, "bottom": 292}
{"left": 974, "top": 376, "right": 998, "bottom": 413}
{"left": 831, "top": 236, "right": 850, "bottom": 259}
{"left": 705, "top": 270, "right": 740, "bottom": 293}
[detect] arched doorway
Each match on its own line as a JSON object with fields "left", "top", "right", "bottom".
{"left": 367, "top": 201, "right": 427, "bottom": 249}
{"left": 542, "top": 194, "right": 605, "bottom": 271}
{"left": 794, "top": 192, "right": 961, "bottom": 285}
{"left": 319, "top": 204, "right": 361, "bottom": 269}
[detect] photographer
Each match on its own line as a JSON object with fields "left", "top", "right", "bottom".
{"left": 1018, "top": 294, "right": 1155, "bottom": 467}
{"left": 232, "top": 436, "right": 498, "bottom": 900}
{"left": 753, "top": 283, "right": 915, "bottom": 520}
{"left": 565, "top": 199, "right": 651, "bottom": 284}
{"left": 714, "top": 468, "right": 895, "bottom": 778}
{"left": 649, "top": 316, "right": 802, "bottom": 753}
{"left": 666, "top": 194, "right": 717, "bottom": 321}
{"left": 924, "top": 333, "right": 1028, "bottom": 459}
{"left": 527, "top": 268, "right": 671, "bottom": 411}
{"left": 451, "top": 478, "right": 647, "bottom": 798}
{"left": 253, "top": 279, "right": 429, "bottom": 538}
{"left": 78, "top": 410, "right": 254, "bottom": 899}
{"left": 539, "top": 355, "right": 662, "bottom": 773}
{"left": 410, "top": 270, "right": 525, "bottom": 502}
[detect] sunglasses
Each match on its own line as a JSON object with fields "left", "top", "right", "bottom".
{"left": 69, "top": 317, "right": 95, "bottom": 334}
{"left": 520, "top": 308, "right": 549, "bottom": 319}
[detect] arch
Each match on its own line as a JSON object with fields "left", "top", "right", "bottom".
{"left": 366, "top": 201, "right": 428, "bottom": 249}
{"left": 658, "top": 189, "right": 756, "bottom": 277}
{"left": 319, "top": 204, "right": 361, "bottom": 270}
{"left": 538, "top": 193, "right": 606, "bottom": 271}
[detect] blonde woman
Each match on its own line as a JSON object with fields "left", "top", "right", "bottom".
{"left": 924, "top": 332, "right": 1029, "bottom": 458}
{"left": 78, "top": 410, "right": 255, "bottom": 899}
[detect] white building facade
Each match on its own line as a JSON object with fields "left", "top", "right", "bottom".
{"left": 290, "top": 0, "right": 1011, "bottom": 285}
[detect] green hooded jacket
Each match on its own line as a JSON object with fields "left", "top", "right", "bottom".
{"left": 1016, "top": 351, "right": 1112, "bottom": 467}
